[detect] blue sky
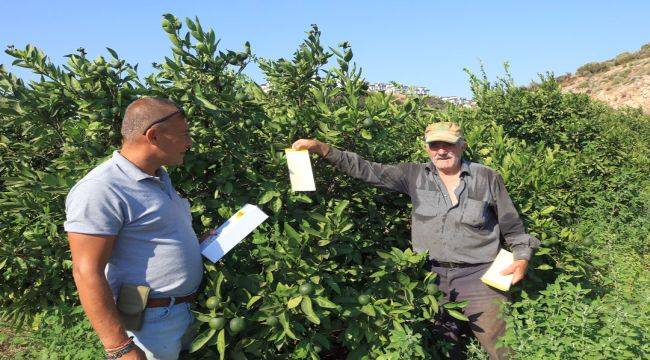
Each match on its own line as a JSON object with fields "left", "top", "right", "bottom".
{"left": 1, "top": 1, "right": 649, "bottom": 98}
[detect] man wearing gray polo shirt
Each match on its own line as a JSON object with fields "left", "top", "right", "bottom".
{"left": 65, "top": 97, "right": 203, "bottom": 360}
{"left": 292, "top": 122, "right": 539, "bottom": 359}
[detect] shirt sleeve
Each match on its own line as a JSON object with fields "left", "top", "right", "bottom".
{"left": 324, "top": 147, "right": 412, "bottom": 194}
{"left": 491, "top": 173, "right": 541, "bottom": 260}
{"left": 64, "top": 179, "right": 124, "bottom": 236}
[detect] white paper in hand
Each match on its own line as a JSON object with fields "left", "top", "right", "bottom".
{"left": 200, "top": 204, "right": 268, "bottom": 263}
{"left": 285, "top": 149, "right": 316, "bottom": 191}
{"left": 480, "top": 249, "right": 514, "bottom": 292}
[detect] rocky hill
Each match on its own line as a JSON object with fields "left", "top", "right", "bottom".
{"left": 557, "top": 43, "right": 650, "bottom": 113}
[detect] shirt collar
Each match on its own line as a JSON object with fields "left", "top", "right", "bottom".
{"left": 426, "top": 158, "right": 472, "bottom": 177}
{"left": 460, "top": 159, "right": 471, "bottom": 177}
{"left": 112, "top": 150, "right": 165, "bottom": 182}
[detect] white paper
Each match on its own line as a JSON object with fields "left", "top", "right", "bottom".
{"left": 200, "top": 204, "right": 269, "bottom": 263}
{"left": 480, "top": 249, "right": 514, "bottom": 292}
{"left": 285, "top": 149, "right": 316, "bottom": 191}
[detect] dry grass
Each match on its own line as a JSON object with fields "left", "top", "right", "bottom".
{"left": 559, "top": 56, "right": 650, "bottom": 113}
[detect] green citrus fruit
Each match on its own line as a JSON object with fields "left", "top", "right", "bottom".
{"left": 205, "top": 296, "right": 219, "bottom": 310}
{"left": 229, "top": 317, "right": 246, "bottom": 334}
{"left": 357, "top": 294, "right": 371, "bottom": 305}
{"left": 363, "top": 118, "right": 374, "bottom": 127}
{"left": 299, "top": 283, "right": 314, "bottom": 296}
{"left": 209, "top": 317, "right": 226, "bottom": 330}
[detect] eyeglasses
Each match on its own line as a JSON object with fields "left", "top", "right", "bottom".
{"left": 142, "top": 109, "right": 184, "bottom": 135}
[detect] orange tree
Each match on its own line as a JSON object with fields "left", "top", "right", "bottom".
{"left": 0, "top": 15, "right": 463, "bottom": 359}
{"left": 2, "top": 13, "right": 647, "bottom": 360}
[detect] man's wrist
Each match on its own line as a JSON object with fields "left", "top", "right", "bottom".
{"left": 103, "top": 333, "right": 132, "bottom": 351}
{"left": 512, "top": 246, "right": 533, "bottom": 261}
{"left": 318, "top": 143, "right": 330, "bottom": 157}
{"left": 105, "top": 336, "right": 136, "bottom": 359}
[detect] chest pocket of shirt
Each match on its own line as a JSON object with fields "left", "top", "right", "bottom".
{"left": 413, "top": 189, "right": 443, "bottom": 217}
{"left": 460, "top": 198, "right": 488, "bottom": 227}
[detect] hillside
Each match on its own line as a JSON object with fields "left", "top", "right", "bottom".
{"left": 557, "top": 43, "right": 650, "bottom": 113}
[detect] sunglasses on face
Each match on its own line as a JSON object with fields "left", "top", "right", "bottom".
{"left": 142, "top": 109, "right": 185, "bottom": 135}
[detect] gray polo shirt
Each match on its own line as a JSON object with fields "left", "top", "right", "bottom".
{"left": 325, "top": 147, "right": 540, "bottom": 263}
{"left": 64, "top": 151, "right": 203, "bottom": 298}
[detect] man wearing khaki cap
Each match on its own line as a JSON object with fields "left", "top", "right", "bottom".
{"left": 292, "top": 122, "right": 539, "bottom": 359}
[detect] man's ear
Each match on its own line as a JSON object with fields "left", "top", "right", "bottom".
{"left": 144, "top": 127, "right": 159, "bottom": 145}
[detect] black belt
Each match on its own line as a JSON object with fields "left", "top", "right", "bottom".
{"left": 429, "top": 260, "right": 488, "bottom": 268}
{"left": 146, "top": 292, "right": 197, "bottom": 308}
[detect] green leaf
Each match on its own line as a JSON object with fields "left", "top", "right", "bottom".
{"left": 246, "top": 295, "right": 262, "bottom": 309}
{"left": 447, "top": 309, "right": 469, "bottom": 321}
{"left": 314, "top": 296, "right": 338, "bottom": 309}
{"left": 300, "top": 297, "right": 320, "bottom": 324}
{"left": 287, "top": 296, "right": 303, "bottom": 309}
{"left": 195, "top": 313, "right": 212, "bottom": 322}
{"left": 360, "top": 129, "right": 372, "bottom": 140}
{"left": 195, "top": 95, "right": 218, "bottom": 110}
{"left": 360, "top": 304, "right": 376, "bottom": 317}
{"left": 540, "top": 206, "right": 556, "bottom": 215}
{"left": 309, "top": 213, "right": 328, "bottom": 223}
{"left": 443, "top": 300, "right": 468, "bottom": 309}
{"left": 284, "top": 223, "right": 301, "bottom": 242}
{"left": 259, "top": 190, "right": 277, "bottom": 204}
{"left": 106, "top": 47, "right": 118, "bottom": 59}
{"left": 278, "top": 312, "right": 298, "bottom": 340}
{"left": 217, "top": 329, "right": 226, "bottom": 360}
{"left": 190, "top": 328, "right": 216, "bottom": 353}
{"left": 536, "top": 264, "right": 553, "bottom": 270}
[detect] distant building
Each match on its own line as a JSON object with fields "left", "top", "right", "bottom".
{"left": 440, "top": 96, "right": 475, "bottom": 108}
{"left": 258, "top": 80, "right": 473, "bottom": 107}
{"left": 367, "top": 82, "right": 430, "bottom": 96}
{"left": 259, "top": 83, "right": 271, "bottom": 93}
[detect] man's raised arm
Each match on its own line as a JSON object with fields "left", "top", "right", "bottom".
{"left": 292, "top": 139, "right": 412, "bottom": 194}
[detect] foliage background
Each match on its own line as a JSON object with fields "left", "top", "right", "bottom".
{"left": 1, "top": 14, "right": 648, "bottom": 359}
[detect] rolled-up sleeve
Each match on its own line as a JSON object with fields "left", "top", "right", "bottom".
{"left": 491, "top": 174, "right": 540, "bottom": 260}
{"left": 324, "top": 147, "right": 411, "bottom": 194}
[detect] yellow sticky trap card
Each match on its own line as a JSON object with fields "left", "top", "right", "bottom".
{"left": 284, "top": 149, "right": 316, "bottom": 191}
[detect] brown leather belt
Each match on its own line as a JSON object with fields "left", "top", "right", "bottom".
{"left": 146, "top": 293, "right": 197, "bottom": 308}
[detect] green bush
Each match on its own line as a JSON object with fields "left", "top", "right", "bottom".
{"left": 576, "top": 62, "right": 612, "bottom": 76}
{"left": 1, "top": 13, "right": 648, "bottom": 359}
{"left": 500, "top": 276, "right": 649, "bottom": 359}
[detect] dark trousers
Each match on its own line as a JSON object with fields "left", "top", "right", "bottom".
{"left": 429, "top": 262, "right": 510, "bottom": 360}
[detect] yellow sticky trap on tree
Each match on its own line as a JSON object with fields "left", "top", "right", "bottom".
{"left": 284, "top": 149, "right": 316, "bottom": 191}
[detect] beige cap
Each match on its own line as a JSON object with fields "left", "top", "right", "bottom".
{"left": 424, "top": 122, "right": 463, "bottom": 143}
